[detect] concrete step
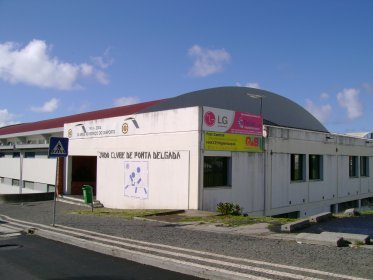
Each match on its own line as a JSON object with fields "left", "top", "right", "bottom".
{"left": 57, "top": 196, "right": 104, "bottom": 208}
{"left": 309, "top": 212, "right": 332, "bottom": 223}
{"left": 281, "top": 218, "right": 310, "bottom": 232}
{"left": 320, "top": 231, "right": 370, "bottom": 245}
{"left": 296, "top": 232, "right": 346, "bottom": 247}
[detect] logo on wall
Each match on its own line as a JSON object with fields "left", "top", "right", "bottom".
{"left": 124, "top": 161, "right": 149, "bottom": 200}
{"left": 204, "top": 111, "right": 216, "bottom": 127}
{"left": 122, "top": 123, "right": 129, "bottom": 134}
{"left": 67, "top": 129, "right": 73, "bottom": 138}
{"left": 122, "top": 117, "right": 140, "bottom": 135}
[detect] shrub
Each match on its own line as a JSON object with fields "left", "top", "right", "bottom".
{"left": 216, "top": 202, "right": 243, "bottom": 216}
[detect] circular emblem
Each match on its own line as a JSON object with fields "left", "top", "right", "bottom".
{"left": 68, "top": 129, "right": 73, "bottom": 138}
{"left": 122, "top": 123, "right": 129, "bottom": 134}
{"left": 204, "top": 111, "right": 216, "bottom": 127}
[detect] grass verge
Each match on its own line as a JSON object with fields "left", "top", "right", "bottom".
{"left": 68, "top": 208, "right": 174, "bottom": 220}
{"left": 68, "top": 208, "right": 297, "bottom": 228}
{"left": 179, "top": 215, "right": 297, "bottom": 227}
{"left": 359, "top": 209, "right": 373, "bottom": 215}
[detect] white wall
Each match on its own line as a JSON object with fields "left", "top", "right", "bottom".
{"left": 202, "top": 152, "right": 264, "bottom": 214}
{"left": 97, "top": 150, "right": 190, "bottom": 209}
{"left": 65, "top": 107, "right": 201, "bottom": 209}
{"left": 23, "top": 158, "right": 57, "bottom": 185}
{"left": 0, "top": 158, "right": 20, "bottom": 179}
{"left": 0, "top": 157, "right": 56, "bottom": 185}
{"left": 267, "top": 126, "right": 373, "bottom": 217}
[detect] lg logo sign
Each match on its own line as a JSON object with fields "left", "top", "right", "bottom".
{"left": 204, "top": 111, "right": 228, "bottom": 127}
{"left": 204, "top": 111, "right": 216, "bottom": 127}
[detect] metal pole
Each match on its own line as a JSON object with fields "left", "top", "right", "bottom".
{"left": 52, "top": 158, "right": 58, "bottom": 227}
{"left": 19, "top": 151, "right": 23, "bottom": 195}
{"left": 260, "top": 97, "right": 267, "bottom": 216}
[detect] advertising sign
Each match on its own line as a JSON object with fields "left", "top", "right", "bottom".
{"left": 203, "top": 107, "right": 262, "bottom": 136}
{"left": 204, "top": 132, "right": 263, "bottom": 152}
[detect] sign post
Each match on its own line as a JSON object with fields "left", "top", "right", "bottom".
{"left": 48, "top": 137, "right": 69, "bottom": 227}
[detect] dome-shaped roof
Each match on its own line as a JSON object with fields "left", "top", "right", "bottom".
{"left": 140, "top": 86, "right": 328, "bottom": 133}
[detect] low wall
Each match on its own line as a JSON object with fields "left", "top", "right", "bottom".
{"left": 0, "top": 192, "right": 54, "bottom": 204}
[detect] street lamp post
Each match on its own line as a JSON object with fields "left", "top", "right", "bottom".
{"left": 246, "top": 93, "right": 267, "bottom": 216}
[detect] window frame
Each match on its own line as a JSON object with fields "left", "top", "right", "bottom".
{"left": 360, "top": 156, "right": 370, "bottom": 177}
{"left": 349, "top": 156, "right": 359, "bottom": 178}
{"left": 203, "top": 156, "right": 232, "bottom": 188}
{"left": 290, "top": 154, "right": 305, "bottom": 182}
{"left": 309, "top": 154, "right": 323, "bottom": 181}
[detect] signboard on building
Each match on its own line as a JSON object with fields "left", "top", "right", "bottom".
{"left": 204, "top": 132, "right": 263, "bottom": 152}
{"left": 203, "top": 107, "right": 262, "bottom": 136}
{"left": 64, "top": 107, "right": 200, "bottom": 140}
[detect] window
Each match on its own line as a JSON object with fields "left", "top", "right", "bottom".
{"left": 23, "top": 181, "right": 34, "bottom": 189}
{"left": 349, "top": 156, "right": 358, "bottom": 177}
{"left": 291, "top": 154, "right": 305, "bottom": 181}
{"left": 25, "top": 152, "right": 35, "bottom": 158}
{"left": 0, "top": 153, "right": 4, "bottom": 158}
{"left": 309, "top": 155, "right": 323, "bottom": 180}
{"left": 12, "top": 179, "right": 20, "bottom": 186}
{"left": 360, "top": 156, "right": 369, "bottom": 177}
{"left": 12, "top": 152, "right": 20, "bottom": 158}
{"left": 47, "top": 184, "right": 55, "bottom": 193}
{"left": 203, "top": 156, "right": 231, "bottom": 187}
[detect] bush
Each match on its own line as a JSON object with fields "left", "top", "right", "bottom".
{"left": 216, "top": 202, "right": 243, "bottom": 216}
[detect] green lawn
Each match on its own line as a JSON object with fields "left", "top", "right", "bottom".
{"left": 68, "top": 208, "right": 175, "bottom": 219}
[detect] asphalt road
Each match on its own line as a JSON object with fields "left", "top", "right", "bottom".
{"left": 0, "top": 233, "right": 200, "bottom": 280}
{"left": 1, "top": 201, "right": 373, "bottom": 279}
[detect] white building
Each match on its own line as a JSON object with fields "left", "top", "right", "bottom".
{"left": 1, "top": 87, "right": 372, "bottom": 217}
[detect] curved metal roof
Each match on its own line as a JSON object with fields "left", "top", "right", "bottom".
{"left": 140, "top": 87, "right": 328, "bottom": 133}
{"left": 0, "top": 86, "right": 328, "bottom": 137}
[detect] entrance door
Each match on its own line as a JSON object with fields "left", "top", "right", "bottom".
{"left": 71, "top": 156, "right": 97, "bottom": 195}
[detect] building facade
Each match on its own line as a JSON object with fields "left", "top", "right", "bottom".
{"left": 0, "top": 87, "right": 372, "bottom": 217}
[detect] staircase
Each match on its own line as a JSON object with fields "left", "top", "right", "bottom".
{"left": 57, "top": 195, "right": 104, "bottom": 208}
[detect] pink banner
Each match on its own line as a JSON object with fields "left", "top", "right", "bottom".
{"left": 228, "top": 112, "right": 262, "bottom": 135}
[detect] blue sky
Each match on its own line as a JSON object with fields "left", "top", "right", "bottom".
{"left": 0, "top": 0, "right": 372, "bottom": 133}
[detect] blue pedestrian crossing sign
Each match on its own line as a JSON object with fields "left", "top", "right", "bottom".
{"left": 48, "top": 137, "right": 69, "bottom": 158}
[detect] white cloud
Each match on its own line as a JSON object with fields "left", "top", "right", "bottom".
{"left": 320, "top": 92, "right": 329, "bottom": 100}
{"left": 31, "top": 98, "right": 59, "bottom": 113}
{"left": 236, "top": 82, "right": 261, "bottom": 89}
{"left": 0, "top": 39, "right": 109, "bottom": 90}
{"left": 95, "top": 71, "right": 109, "bottom": 85}
{"left": 80, "top": 63, "right": 93, "bottom": 76}
{"left": 0, "top": 109, "right": 17, "bottom": 127}
{"left": 113, "top": 96, "right": 140, "bottom": 107}
{"left": 245, "top": 82, "right": 260, "bottom": 89}
{"left": 91, "top": 48, "right": 114, "bottom": 69}
{"left": 305, "top": 99, "right": 332, "bottom": 124}
{"left": 337, "top": 88, "right": 363, "bottom": 120}
{"left": 188, "top": 45, "right": 230, "bottom": 77}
